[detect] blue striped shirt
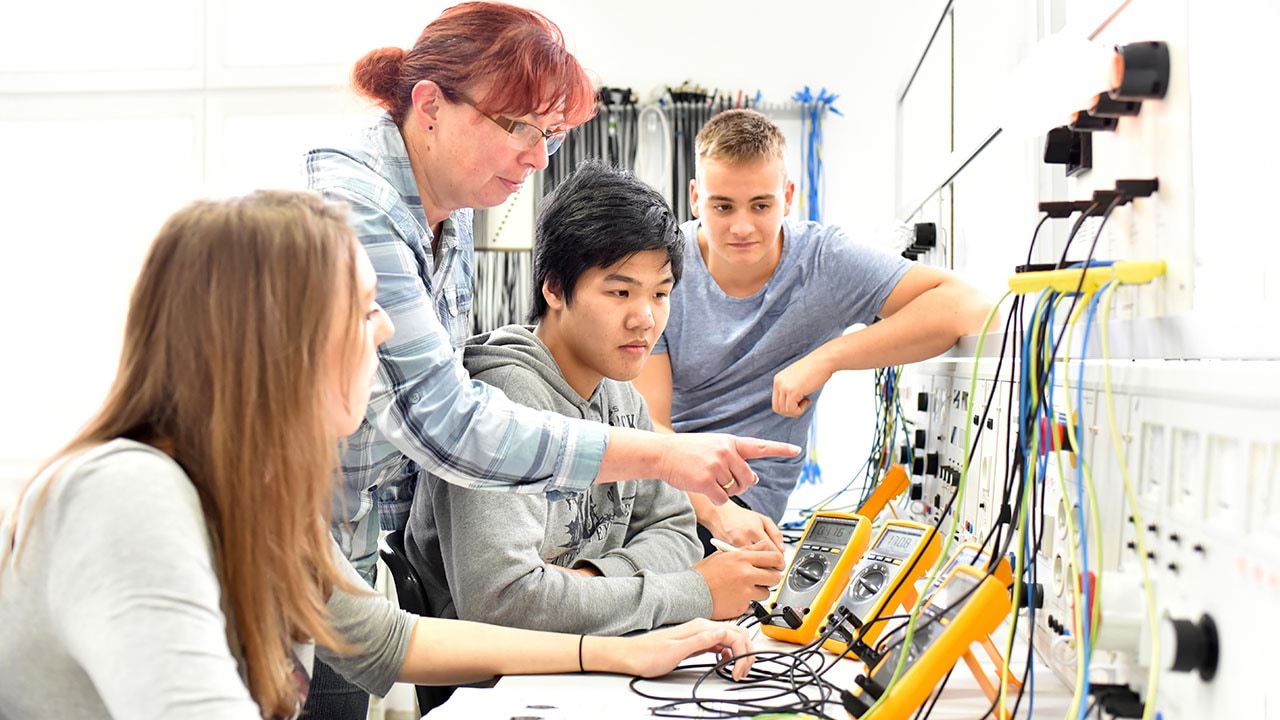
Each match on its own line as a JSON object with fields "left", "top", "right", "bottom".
{"left": 304, "top": 115, "right": 608, "bottom": 581}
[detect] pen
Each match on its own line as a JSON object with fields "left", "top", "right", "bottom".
{"left": 710, "top": 538, "right": 740, "bottom": 553}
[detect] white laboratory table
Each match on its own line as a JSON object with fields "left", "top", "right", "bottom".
{"left": 424, "top": 623, "right": 1076, "bottom": 719}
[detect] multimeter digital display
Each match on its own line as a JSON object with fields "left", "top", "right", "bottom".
{"left": 877, "top": 529, "right": 920, "bottom": 555}
{"left": 761, "top": 512, "right": 872, "bottom": 645}
{"left": 809, "top": 522, "right": 859, "bottom": 545}
{"left": 927, "top": 542, "right": 1010, "bottom": 596}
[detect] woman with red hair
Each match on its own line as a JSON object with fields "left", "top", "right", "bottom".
{"left": 303, "top": 3, "right": 795, "bottom": 715}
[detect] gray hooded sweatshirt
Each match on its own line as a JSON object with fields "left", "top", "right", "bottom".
{"left": 403, "top": 326, "right": 712, "bottom": 635}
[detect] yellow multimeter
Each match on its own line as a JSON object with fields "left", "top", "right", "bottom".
{"left": 841, "top": 565, "right": 1013, "bottom": 719}
{"left": 822, "top": 520, "right": 941, "bottom": 655}
{"left": 854, "top": 464, "right": 910, "bottom": 521}
{"left": 927, "top": 541, "right": 1013, "bottom": 597}
{"left": 761, "top": 512, "right": 872, "bottom": 645}
{"left": 928, "top": 543, "right": 1020, "bottom": 711}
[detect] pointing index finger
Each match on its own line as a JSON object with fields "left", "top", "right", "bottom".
{"left": 734, "top": 437, "right": 801, "bottom": 460}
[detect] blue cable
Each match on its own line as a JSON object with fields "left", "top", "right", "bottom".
{"left": 790, "top": 86, "right": 842, "bottom": 486}
{"left": 1073, "top": 283, "right": 1110, "bottom": 720}
{"left": 1002, "top": 293, "right": 1047, "bottom": 718}
{"left": 800, "top": 417, "right": 822, "bottom": 486}
{"left": 789, "top": 86, "right": 842, "bottom": 224}
{"left": 1029, "top": 291, "right": 1064, "bottom": 720}
{"left": 1015, "top": 291, "right": 1059, "bottom": 719}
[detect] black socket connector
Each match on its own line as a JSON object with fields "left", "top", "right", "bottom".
{"left": 1070, "top": 111, "right": 1119, "bottom": 132}
{"left": 1090, "top": 93, "right": 1142, "bottom": 117}
{"left": 1038, "top": 200, "right": 1096, "bottom": 218}
{"left": 1090, "top": 189, "right": 1125, "bottom": 212}
{"left": 911, "top": 222, "right": 937, "bottom": 251}
{"left": 1115, "top": 178, "right": 1159, "bottom": 199}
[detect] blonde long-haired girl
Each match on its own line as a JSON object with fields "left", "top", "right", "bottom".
{"left": 0, "top": 190, "right": 751, "bottom": 719}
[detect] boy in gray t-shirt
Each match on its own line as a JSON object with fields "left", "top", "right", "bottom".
{"left": 635, "top": 110, "right": 990, "bottom": 540}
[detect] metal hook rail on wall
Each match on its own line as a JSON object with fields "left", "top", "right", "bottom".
{"left": 543, "top": 88, "right": 819, "bottom": 221}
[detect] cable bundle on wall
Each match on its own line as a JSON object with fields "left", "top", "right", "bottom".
{"left": 545, "top": 86, "right": 640, "bottom": 196}
{"left": 471, "top": 249, "right": 533, "bottom": 334}
{"left": 666, "top": 87, "right": 740, "bottom": 222}
{"left": 792, "top": 86, "right": 842, "bottom": 224}
{"left": 542, "top": 82, "right": 823, "bottom": 219}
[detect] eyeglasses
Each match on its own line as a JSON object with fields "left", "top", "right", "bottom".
{"left": 454, "top": 93, "right": 568, "bottom": 156}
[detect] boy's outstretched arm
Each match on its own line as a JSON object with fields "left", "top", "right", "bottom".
{"left": 772, "top": 265, "right": 992, "bottom": 417}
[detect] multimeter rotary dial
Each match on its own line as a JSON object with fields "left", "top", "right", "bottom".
{"left": 789, "top": 555, "right": 829, "bottom": 591}
{"left": 851, "top": 566, "right": 889, "bottom": 601}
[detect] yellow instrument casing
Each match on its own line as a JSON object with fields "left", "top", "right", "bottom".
{"left": 823, "top": 520, "right": 941, "bottom": 655}
{"left": 927, "top": 541, "right": 1013, "bottom": 597}
{"left": 761, "top": 512, "right": 872, "bottom": 645}
{"left": 854, "top": 465, "right": 911, "bottom": 521}
{"left": 843, "top": 565, "right": 1012, "bottom": 719}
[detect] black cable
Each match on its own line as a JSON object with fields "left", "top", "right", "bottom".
{"left": 946, "top": 222, "right": 1045, "bottom": 720}
{"left": 914, "top": 666, "right": 955, "bottom": 720}
{"left": 993, "top": 298, "right": 1025, "bottom": 572}
{"left": 985, "top": 206, "right": 1117, "bottom": 720}
{"left": 1001, "top": 280, "right": 1080, "bottom": 720}
{"left": 846, "top": 343, "right": 1009, "bottom": 650}
{"left": 987, "top": 296, "right": 1051, "bottom": 696}
{"left": 636, "top": 611, "right": 882, "bottom": 719}
{"left": 1055, "top": 200, "right": 1102, "bottom": 269}
{"left": 633, "top": 653, "right": 830, "bottom": 719}
{"left": 725, "top": 611, "right": 916, "bottom": 715}
{"left": 1024, "top": 213, "right": 1051, "bottom": 266}
{"left": 970, "top": 295, "right": 1021, "bottom": 568}
{"left": 808, "top": 292, "right": 1021, "bottom": 720}
{"left": 968, "top": 228, "right": 1059, "bottom": 720}
{"left": 976, "top": 203, "right": 1116, "bottom": 719}
{"left": 860, "top": 307, "right": 1029, "bottom": 712}
{"left": 1050, "top": 196, "right": 1124, "bottom": 356}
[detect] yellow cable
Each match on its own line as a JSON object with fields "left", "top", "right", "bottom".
{"left": 1055, "top": 292, "right": 1092, "bottom": 720}
{"left": 1099, "top": 283, "right": 1161, "bottom": 720}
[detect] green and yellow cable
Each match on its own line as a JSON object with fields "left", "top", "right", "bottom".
{"left": 1099, "top": 282, "right": 1160, "bottom": 720}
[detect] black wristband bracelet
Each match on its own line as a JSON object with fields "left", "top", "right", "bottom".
{"left": 578, "top": 634, "right": 586, "bottom": 672}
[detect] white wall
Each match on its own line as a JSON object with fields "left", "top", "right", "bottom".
{"left": 522, "top": 0, "right": 911, "bottom": 229}
{"left": 0, "top": 1, "right": 915, "bottom": 495}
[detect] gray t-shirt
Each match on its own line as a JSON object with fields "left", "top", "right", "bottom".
{"left": 654, "top": 219, "right": 911, "bottom": 521}
{"left": 0, "top": 439, "right": 415, "bottom": 719}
